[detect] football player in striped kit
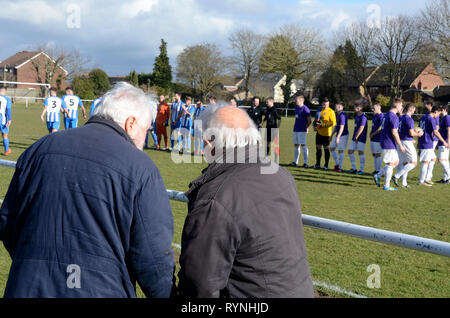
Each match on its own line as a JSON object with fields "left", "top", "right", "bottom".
{"left": 193, "top": 99, "right": 206, "bottom": 156}
{"left": 0, "top": 86, "right": 12, "bottom": 155}
{"left": 41, "top": 87, "right": 66, "bottom": 134}
{"left": 90, "top": 93, "right": 103, "bottom": 117}
{"left": 178, "top": 96, "right": 195, "bottom": 154}
{"left": 170, "top": 92, "right": 184, "bottom": 151}
{"left": 62, "top": 87, "right": 87, "bottom": 130}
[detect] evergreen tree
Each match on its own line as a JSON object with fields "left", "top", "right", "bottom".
{"left": 318, "top": 45, "right": 348, "bottom": 105}
{"left": 72, "top": 76, "right": 95, "bottom": 100}
{"left": 88, "top": 69, "right": 111, "bottom": 95}
{"left": 127, "top": 70, "right": 139, "bottom": 87}
{"left": 152, "top": 39, "right": 173, "bottom": 89}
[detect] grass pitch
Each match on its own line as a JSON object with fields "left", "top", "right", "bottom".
{"left": 0, "top": 103, "right": 449, "bottom": 298}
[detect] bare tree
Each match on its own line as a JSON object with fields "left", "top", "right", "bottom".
{"left": 31, "top": 44, "right": 91, "bottom": 88}
{"left": 372, "top": 16, "right": 423, "bottom": 102}
{"left": 229, "top": 28, "right": 266, "bottom": 100}
{"left": 176, "top": 43, "right": 228, "bottom": 101}
{"left": 259, "top": 24, "right": 326, "bottom": 107}
{"left": 340, "top": 22, "right": 378, "bottom": 105}
{"left": 420, "top": 0, "right": 450, "bottom": 81}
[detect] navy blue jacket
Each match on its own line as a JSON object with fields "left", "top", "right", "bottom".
{"left": 0, "top": 116, "right": 175, "bottom": 298}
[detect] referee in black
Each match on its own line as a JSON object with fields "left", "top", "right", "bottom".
{"left": 263, "top": 97, "right": 282, "bottom": 155}
{"left": 247, "top": 96, "right": 264, "bottom": 128}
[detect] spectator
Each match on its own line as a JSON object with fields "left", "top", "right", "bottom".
{"left": 178, "top": 106, "right": 314, "bottom": 298}
{"left": 0, "top": 82, "right": 175, "bottom": 298}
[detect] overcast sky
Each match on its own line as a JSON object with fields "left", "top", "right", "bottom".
{"left": 0, "top": 0, "right": 428, "bottom": 77}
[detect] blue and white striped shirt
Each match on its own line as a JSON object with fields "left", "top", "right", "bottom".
{"left": 0, "top": 94, "right": 12, "bottom": 126}
{"left": 44, "top": 96, "right": 64, "bottom": 123}
{"left": 90, "top": 98, "right": 102, "bottom": 117}
{"left": 63, "top": 95, "right": 83, "bottom": 120}
{"left": 181, "top": 104, "right": 196, "bottom": 130}
{"left": 171, "top": 101, "right": 185, "bottom": 125}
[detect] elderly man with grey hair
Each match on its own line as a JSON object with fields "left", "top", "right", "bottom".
{"left": 0, "top": 82, "right": 175, "bottom": 298}
{"left": 178, "top": 105, "right": 314, "bottom": 298}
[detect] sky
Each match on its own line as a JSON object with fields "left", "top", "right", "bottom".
{"left": 0, "top": 0, "right": 429, "bottom": 77}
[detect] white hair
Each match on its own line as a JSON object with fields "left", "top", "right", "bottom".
{"left": 93, "top": 82, "right": 156, "bottom": 126}
{"left": 199, "top": 103, "right": 261, "bottom": 149}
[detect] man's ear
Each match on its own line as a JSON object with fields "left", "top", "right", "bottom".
{"left": 124, "top": 116, "right": 137, "bottom": 134}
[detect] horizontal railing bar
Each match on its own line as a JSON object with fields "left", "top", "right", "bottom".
{"left": 1, "top": 159, "right": 449, "bottom": 257}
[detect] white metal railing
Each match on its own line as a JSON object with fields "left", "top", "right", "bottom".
{"left": 7, "top": 96, "right": 95, "bottom": 108}
{"left": 239, "top": 106, "right": 425, "bottom": 118}
{"left": 2, "top": 158, "right": 449, "bottom": 258}
{"left": 4, "top": 96, "right": 429, "bottom": 118}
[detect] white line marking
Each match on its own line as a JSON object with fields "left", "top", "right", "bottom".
{"left": 170, "top": 242, "right": 367, "bottom": 298}
{"left": 312, "top": 281, "right": 367, "bottom": 298}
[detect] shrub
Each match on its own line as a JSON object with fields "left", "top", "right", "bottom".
{"left": 375, "top": 94, "right": 391, "bottom": 107}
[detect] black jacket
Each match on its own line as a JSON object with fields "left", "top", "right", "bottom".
{"left": 264, "top": 106, "right": 282, "bottom": 128}
{"left": 0, "top": 116, "right": 175, "bottom": 298}
{"left": 178, "top": 149, "right": 314, "bottom": 298}
{"left": 247, "top": 106, "right": 264, "bottom": 128}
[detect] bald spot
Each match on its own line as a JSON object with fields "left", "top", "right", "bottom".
{"left": 215, "top": 106, "right": 250, "bottom": 129}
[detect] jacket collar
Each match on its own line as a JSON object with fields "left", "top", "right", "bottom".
{"left": 85, "top": 115, "right": 136, "bottom": 147}
{"left": 185, "top": 146, "right": 266, "bottom": 198}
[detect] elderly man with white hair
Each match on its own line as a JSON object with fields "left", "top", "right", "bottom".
{"left": 0, "top": 82, "right": 175, "bottom": 298}
{"left": 178, "top": 105, "right": 314, "bottom": 298}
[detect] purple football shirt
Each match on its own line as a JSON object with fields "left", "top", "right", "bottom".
{"left": 353, "top": 114, "right": 368, "bottom": 143}
{"left": 438, "top": 115, "right": 450, "bottom": 146}
{"left": 433, "top": 116, "right": 440, "bottom": 142}
{"left": 294, "top": 105, "right": 311, "bottom": 132}
{"left": 336, "top": 112, "right": 349, "bottom": 136}
{"left": 399, "top": 115, "right": 415, "bottom": 141}
{"left": 370, "top": 113, "right": 384, "bottom": 142}
{"left": 419, "top": 114, "right": 437, "bottom": 150}
{"left": 381, "top": 111, "right": 399, "bottom": 150}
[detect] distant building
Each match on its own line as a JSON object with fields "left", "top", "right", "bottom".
{"left": 108, "top": 76, "right": 127, "bottom": 86}
{"left": 0, "top": 51, "right": 68, "bottom": 93}
{"left": 347, "top": 63, "right": 445, "bottom": 102}
{"left": 219, "top": 73, "right": 306, "bottom": 103}
{"left": 423, "top": 86, "right": 450, "bottom": 105}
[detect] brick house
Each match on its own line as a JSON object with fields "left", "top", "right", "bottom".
{"left": 219, "top": 73, "right": 305, "bottom": 103}
{"left": 108, "top": 75, "right": 127, "bottom": 86}
{"left": 423, "top": 86, "right": 450, "bottom": 105}
{"left": 0, "top": 51, "right": 68, "bottom": 94}
{"left": 348, "top": 63, "right": 446, "bottom": 103}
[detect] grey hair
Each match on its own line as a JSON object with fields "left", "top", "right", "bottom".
{"left": 199, "top": 103, "right": 261, "bottom": 149}
{"left": 93, "top": 82, "right": 156, "bottom": 126}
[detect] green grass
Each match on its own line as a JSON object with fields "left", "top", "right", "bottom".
{"left": 0, "top": 103, "right": 449, "bottom": 298}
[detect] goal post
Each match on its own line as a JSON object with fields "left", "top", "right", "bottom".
{"left": 0, "top": 81, "right": 51, "bottom": 108}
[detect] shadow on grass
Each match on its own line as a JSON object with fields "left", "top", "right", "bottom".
{"left": 283, "top": 165, "right": 374, "bottom": 180}
{"left": 294, "top": 176, "right": 353, "bottom": 187}
{"left": 289, "top": 170, "right": 371, "bottom": 185}
{"left": 8, "top": 142, "right": 32, "bottom": 151}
